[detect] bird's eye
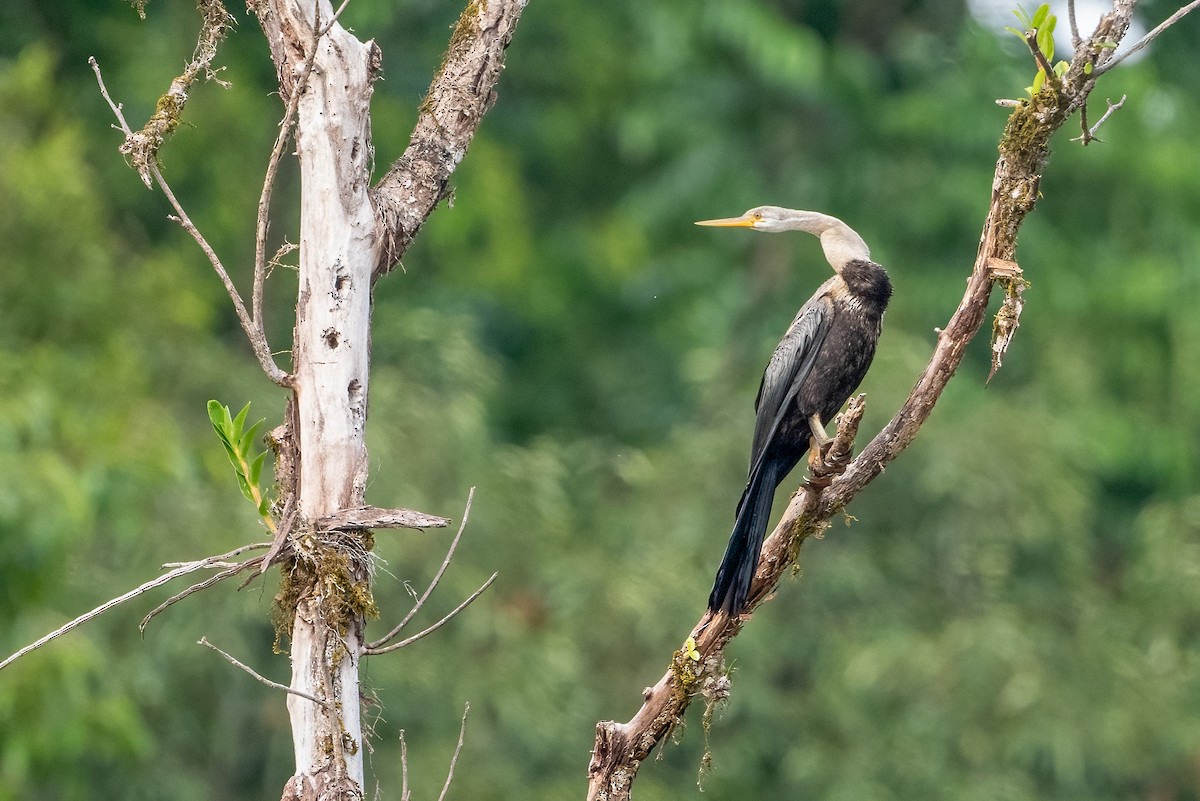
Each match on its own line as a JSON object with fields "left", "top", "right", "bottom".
{"left": 751, "top": 212, "right": 763, "bottom": 221}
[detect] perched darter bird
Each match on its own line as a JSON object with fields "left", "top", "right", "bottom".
{"left": 696, "top": 207, "right": 892, "bottom": 616}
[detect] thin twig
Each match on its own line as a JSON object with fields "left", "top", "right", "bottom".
{"left": 88, "top": 57, "right": 291, "bottom": 388}
{"left": 328, "top": 0, "right": 354, "bottom": 26}
{"left": 0, "top": 543, "right": 269, "bottom": 673}
{"left": 1067, "top": 0, "right": 1082, "bottom": 50}
{"left": 366, "top": 487, "right": 475, "bottom": 650}
{"left": 199, "top": 636, "right": 330, "bottom": 707}
{"left": 1077, "top": 100, "right": 1092, "bottom": 142}
{"left": 1091, "top": 94, "right": 1128, "bottom": 131}
{"left": 140, "top": 556, "right": 266, "bottom": 633}
{"left": 399, "top": 730, "right": 412, "bottom": 801}
{"left": 1071, "top": 95, "right": 1127, "bottom": 143}
{"left": 437, "top": 703, "right": 470, "bottom": 801}
{"left": 261, "top": 492, "right": 298, "bottom": 575}
{"left": 252, "top": 8, "right": 329, "bottom": 344}
{"left": 1095, "top": 0, "right": 1200, "bottom": 75}
{"left": 1024, "top": 30, "right": 1060, "bottom": 88}
{"left": 364, "top": 573, "right": 498, "bottom": 656}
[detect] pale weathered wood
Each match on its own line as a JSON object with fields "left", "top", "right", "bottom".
{"left": 318, "top": 506, "right": 451, "bottom": 532}
{"left": 253, "top": 0, "right": 528, "bottom": 796}
{"left": 257, "top": 0, "right": 378, "bottom": 794}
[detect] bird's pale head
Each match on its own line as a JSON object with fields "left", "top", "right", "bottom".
{"left": 695, "top": 206, "right": 794, "bottom": 232}
{"left": 695, "top": 206, "right": 870, "bottom": 272}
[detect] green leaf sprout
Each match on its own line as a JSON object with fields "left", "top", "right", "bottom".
{"left": 208, "top": 400, "right": 277, "bottom": 530}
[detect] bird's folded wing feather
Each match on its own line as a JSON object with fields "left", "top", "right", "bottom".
{"left": 747, "top": 294, "right": 834, "bottom": 475}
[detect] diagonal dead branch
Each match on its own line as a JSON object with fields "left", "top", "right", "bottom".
{"left": 120, "top": 0, "right": 233, "bottom": 187}
{"left": 364, "top": 572, "right": 498, "bottom": 656}
{"left": 372, "top": 0, "right": 528, "bottom": 278}
{"left": 141, "top": 555, "right": 266, "bottom": 633}
{"left": 584, "top": 3, "right": 1170, "bottom": 798}
{"left": 0, "top": 543, "right": 269, "bottom": 673}
{"left": 366, "top": 488, "right": 473, "bottom": 651}
{"left": 260, "top": 492, "right": 299, "bottom": 576}
{"left": 199, "top": 636, "right": 330, "bottom": 707}
{"left": 1094, "top": 0, "right": 1200, "bottom": 75}
{"left": 89, "top": 57, "right": 292, "bottom": 388}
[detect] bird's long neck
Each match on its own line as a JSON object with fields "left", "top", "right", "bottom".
{"left": 779, "top": 210, "right": 871, "bottom": 273}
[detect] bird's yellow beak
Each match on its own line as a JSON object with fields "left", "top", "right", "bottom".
{"left": 695, "top": 214, "right": 756, "bottom": 228}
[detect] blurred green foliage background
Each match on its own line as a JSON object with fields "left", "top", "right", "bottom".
{"left": 2, "top": 0, "right": 1199, "bottom": 798}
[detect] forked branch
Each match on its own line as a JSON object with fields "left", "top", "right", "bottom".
{"left": 365, "top": 488, "right": 499, "bottom": 657}
{"left": 89, "top": 56, "right": 291, "bottom": 387}
{"left": 366, "top": 488, "right": 475, "bottom": 651}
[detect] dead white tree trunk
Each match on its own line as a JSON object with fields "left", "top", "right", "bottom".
{"left": 7, "top": 0, "right": 519, "bottom": 782}
{"left": 251, "top": 1, "right": 526, "bottom": 797}
{"left": 260, "top": 2, "right": 377, "bottom": 793}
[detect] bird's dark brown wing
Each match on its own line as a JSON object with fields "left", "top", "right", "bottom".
{"left": 747, "top": 293, "right": 834, "bottom": 476}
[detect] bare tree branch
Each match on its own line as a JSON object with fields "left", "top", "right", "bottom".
{"left": 1095, "top": 0, "right": 1200, "bottom": 75}
{"left": 1072, "top": 94, "right": 1128, "bottom": 143}
{"left": 584, "top": 3, "right": 1166, "bottom": 798}
{"left": 398, "top": 730, "right": 412, "bottom": 801}
{"left": 252, "top": 57, "right": 308, "bottom": 352}
{"left": 366, "top": 488, "right": 474, "bottom": 651}
{"left": 364, "top": 572, "right": 498, "bottom": 656}
{"left": 372, "top": 0, "right": 528, "bottom": 277}
{"left": 252, "top": 0, "right": 355, "bottom": 347}
{"left": 89, "top": 57, "right": 292, "bottom": 387}
{"left": 140, "top": 556, "right": 266, "bottom": 633}
{"left": 1068, "top": 0, "right": 1083, "bottom": 49}
{"left": 118, "top": 0, "right": 233, "bottom": 188}
{"left": 0, "top": 543, "right": 269, "bottom": 673}
{"left": 437, "top": 703, "right": 470, "bottom": 801}
{"left": 199, "top": 636, "right": 330, "bottom": 707}
{"left": 319, "top": 505, "right": 452, "bottom": 533}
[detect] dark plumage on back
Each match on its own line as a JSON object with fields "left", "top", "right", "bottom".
{"left": 695, "top": 208, "right": 891, "bottom": 615}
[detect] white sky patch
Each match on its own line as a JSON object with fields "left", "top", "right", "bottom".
{"left": 966, "top": 0, "right": 1149, "bottom": 64}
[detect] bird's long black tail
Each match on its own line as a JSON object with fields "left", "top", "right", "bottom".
{"left": 708, "top": 459, "right": 783, "bottom": 615}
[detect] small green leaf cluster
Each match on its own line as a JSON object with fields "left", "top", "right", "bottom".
{"left": 207, "top": 400, "right": 275, "bottom": 528}
{"left": 1005, "top": 3, "right": 1069, "bottom": 96}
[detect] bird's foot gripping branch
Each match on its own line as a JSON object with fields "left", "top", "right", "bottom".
{"left": 804, "top": 396, "right": 866, "bottom": 491}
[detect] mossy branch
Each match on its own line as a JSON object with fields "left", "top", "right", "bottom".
{"left": 121, "top": 0, "right": 233, "bottom": 187}
{"left": 373, "top": 0, "right": 528, "bottom": 278}
{"left": 585, "top": 2, "right": 1169, "bottom": 799}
